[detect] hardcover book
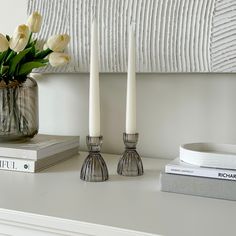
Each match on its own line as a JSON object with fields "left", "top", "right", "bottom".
{"left": 160, "top": 172, "right": 236, "bottom": 201}
{"left": 165, "top": 158, "right": 236, "bottom": 181}
{"left": 0, "top": 147, "right": 78, "bottom": 173}
{"left": 0, "top": 134, "right": 80, "bottom": 160}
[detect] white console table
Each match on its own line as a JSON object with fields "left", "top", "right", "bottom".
{"left": 0, "top": 152, "right": 235, "bottom": 236}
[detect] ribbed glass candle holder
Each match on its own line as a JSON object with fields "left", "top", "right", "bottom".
{"left": 117, "top": 133, "right": 144, "bottom": 176}
{"left": 80, "top": 136, "right": 109, "bottom": 182}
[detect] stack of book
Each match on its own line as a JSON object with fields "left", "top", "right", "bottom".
{"left": 160, "top": 143, "right": 236, "bottom": 201}
{"left": 0, "top": 134, "right": 80, "bottom": 173}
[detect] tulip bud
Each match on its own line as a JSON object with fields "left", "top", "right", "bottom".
{"left": 47, "top": 34, "right": 70, "bottom": 52}
{"left": 27, "top": 11, "right": 42, "bottom": 33}
{"left": 49, "top": 52, "right": 70, "bottom": 67}
{"left": 9, "top": 25, "right": 30, "bottom": 52}
{"left": 0, "top": 34, "right": 9, "bottom": 52}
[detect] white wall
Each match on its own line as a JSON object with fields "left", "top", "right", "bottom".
{"left": 1, "top": 0, "right": 236, "bottom": 159}
{"left": 37, "top": 73, "right": 236, "bottom": 159}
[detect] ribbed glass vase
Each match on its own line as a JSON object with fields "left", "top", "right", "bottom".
{"left": 0, "top": 77, "right": 38, "bottom": 141}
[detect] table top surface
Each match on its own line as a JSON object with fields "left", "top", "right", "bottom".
{"left": 0, "top": 152, "right": 235, "bottom": 236}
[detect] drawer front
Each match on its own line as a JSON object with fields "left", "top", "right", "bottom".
{"left": 0, "top": 209, "right": 156, "bottom": 236}
{"left": 0, "top": 222, "right": 85, "bottom": 236}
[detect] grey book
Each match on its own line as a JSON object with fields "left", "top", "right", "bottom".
{"left": 160, "top": 172, "right": 236, "bottom": 201}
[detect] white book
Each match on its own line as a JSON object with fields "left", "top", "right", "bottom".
{"left": 0, "top": 134, "right": 80, "bottom": 160}
{"left": 0, "top": 147, "right": 79, "bottom": 173}
{"left": 165, "top": 158, "right": 236, "bottom": 181}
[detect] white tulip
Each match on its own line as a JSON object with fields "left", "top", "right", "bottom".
{"left": 49, "top": 52, "right": 70, "bottom": 67}
{"left": 0, "top": 34, "right": 9, "bottom": 52}
{"left": 9, "top": 34, "right": 28, "bottom": 52}
{"left": 47, "top": 34, "right": 70, "bottom": 52}
{"left": 14, "top": 25, "right": 30, "bottom": 37}
{"left": 27, "top": 11, "right": 42, "bottom": 33}
{"left": 9, "top": 25, "right": 30, "bottom": 52}
{"left": 43, "top": 43, "right": 48, "bottom": 50}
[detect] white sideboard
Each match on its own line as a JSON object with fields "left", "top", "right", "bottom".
{"left": 0, "top": 152, "right": 235, "bottom": 236}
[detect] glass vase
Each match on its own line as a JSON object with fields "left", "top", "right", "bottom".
{"left": 0, "top": 77, "right": 38, "bottom": 142}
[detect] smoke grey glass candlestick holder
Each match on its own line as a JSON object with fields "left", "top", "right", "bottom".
{"left": 80, "top": 136, "right": 109, "bottom": 182}
{"left": 117, "top": 133, "right": 144, "bottom": 176}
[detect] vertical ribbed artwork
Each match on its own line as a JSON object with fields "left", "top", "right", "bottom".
{"left": 27, "top": 0, "right": 236, "bottom": 73}
{"left": 211, "top": 0, "right": 236, "bottom": 72}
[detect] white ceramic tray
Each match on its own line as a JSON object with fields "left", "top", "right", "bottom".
{"left": 180, "top": 143, "right": 236, "bottom": 169}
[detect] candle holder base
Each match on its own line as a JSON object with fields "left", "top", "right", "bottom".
{"left": 80, "top": 136, "right": 109, "bottom": 182}
{"left": 117, "top": 133, "right": 144, "bottom": 176}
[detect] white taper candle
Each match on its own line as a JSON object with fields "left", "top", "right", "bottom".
{"left": 126, "top": 23, "right": 136, "bottom": 134}
{"left": 89, "top": 17, "right": 100, "bottom": 137}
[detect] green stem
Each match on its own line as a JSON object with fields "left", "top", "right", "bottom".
{"left": 27, "top": 32, "right": 33, "bottom": 46}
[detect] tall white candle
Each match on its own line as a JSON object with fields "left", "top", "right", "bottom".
{"left": 126, "top": 24, "right": 136, "bottom": 134}
{"left": 89, "top": 17, "right": 100, "bottom": 137}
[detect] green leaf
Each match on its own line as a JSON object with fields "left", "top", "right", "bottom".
{"left": 0, "top": 50, "right": 10, "bottom": 74}
{"left": 0, "top": 52, "right": 6, "bottom": 64}
{"left": 35, "top": 48, "right": 52, "bottom": 59}
{"left": 0, "top": 48, "right": 11, "bottom": 64}
{"left": 34, "top": 58, "right": 49, "bottom": 64}
{"left": 5, "top": 51, "right": 17, "bottom": 64}
{"left": 0, "top": 65, "right": 9, "bottom": 75}
{"left": 24, "top": 45, "right": 36, "bottom": 62}
{"left": 18, "top": 61, "right": 47, "bottom": 76}
{"left": 6, "top": 35, "right": 10, "bottom": 41}
{"left": 9, "top": 47, "right": 32, "bottom": 75}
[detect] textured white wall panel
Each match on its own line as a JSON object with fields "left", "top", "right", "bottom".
{"left": 27, "top": 0, "right": 236, "bottom": 72}
{"left": 211, "top": 0, "right": 236, "bottom": 72}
